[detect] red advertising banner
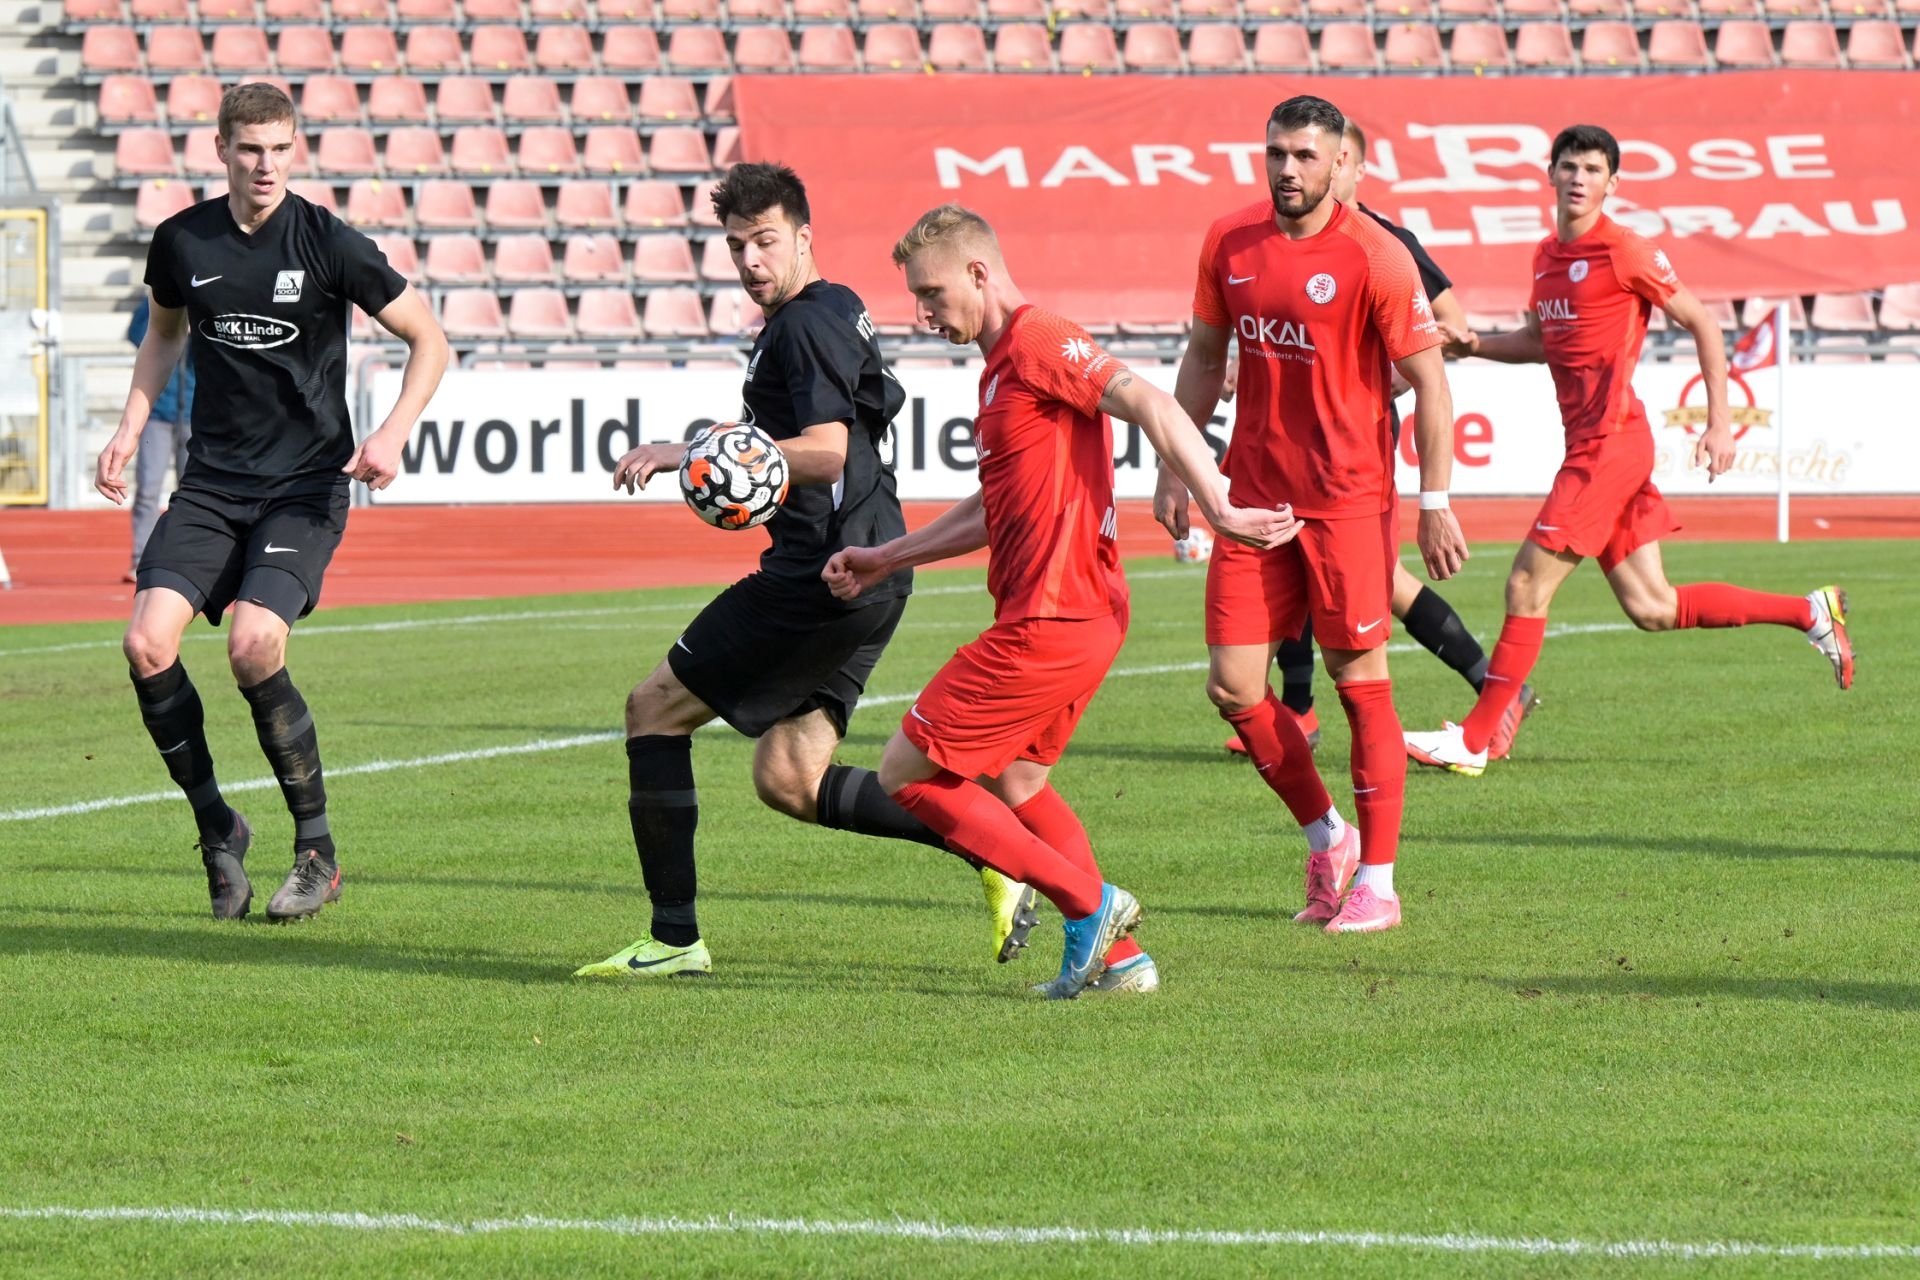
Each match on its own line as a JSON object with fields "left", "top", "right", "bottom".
{"left": 735, "top": 72, "right": 1918, "bottom": 325}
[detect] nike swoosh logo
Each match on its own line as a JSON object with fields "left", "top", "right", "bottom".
{"left": 1357, "top": 619, "right": 1383, "bottom": 634}
{"left": 674, "top": 637, "right": 692, "bottom": 654}
{"left": 263, "top": 543, "right": 298, "bottom": 554}
{"left": 908, "top": 704, "right": 933, "bottom": 727}
{"left": 628, "top": 952, "right": 690, "bottom": 970}
{"left": 1535, "top": 271, "right": 1551, "bottom": 280}
{"left": 1534, "top": 523, "right": 1560, "bottom": 532}
{"left": 191, "top": 274, "right": 222, "bottom": 287}
{"left": 1228, "top": 274, "right": 1256, "bottom": 285}
{"left": 159, "top": 741, "right": 190, "bottom": 755}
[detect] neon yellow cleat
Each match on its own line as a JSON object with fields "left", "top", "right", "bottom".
{"left": 982, "top": 867, "right": 1039, "bottom": 964}
{"left": 573, "top": 937, "right": 712, "bottom": 979}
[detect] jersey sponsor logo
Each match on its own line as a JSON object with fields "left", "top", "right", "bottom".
{"left": 273, "top": 270, "right": 305, "bottom": 303}
{"left": 1536, "top": 297, "right": 1579, "bottom": 322}
{"left": 983, "top": 372, "right": 1000, "bottom": 407}
{"left": 1236, "top": 314, "right": 1315, "bottom": 350}
{"left": 1099, "top": 505, "right": 1118, "bottom": 540}
{"left": 1412, "top": 289, "right": 1434, "bottom": 322}
{"left": 1568, "top": 259, "right": 1590, "bottom": 283}
{"left": 190, "top": 273, "right": 223, "bottom": 288}
{"left": 1305, "top": 273, "right": 1337, "bottom": 304}
{"left": 1060, "top": 337, "right": 1096, "bottom": 364}
{"left": 199, "top": 313, "right": 300, "bottom": 350}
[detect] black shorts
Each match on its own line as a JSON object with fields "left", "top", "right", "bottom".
{"left": 136, "top": 481, "right": 350, "bottom": 627}
{"left": 668, "top": 573, "right": 908, "bottom": 739}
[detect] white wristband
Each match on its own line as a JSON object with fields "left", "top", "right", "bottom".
{"left": 1418, "top": 490, "right": 1450, "bottom": 511}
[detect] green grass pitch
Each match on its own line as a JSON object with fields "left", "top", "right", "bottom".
{"left": 0, "top": 539, "right": 1914, "bottom": 1278}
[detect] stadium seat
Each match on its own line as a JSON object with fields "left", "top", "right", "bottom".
{"left": 666, "top": 26, "right": 733, "bottom": 71}
{"left": 1502, "top": 0, "right": 1563, "bottom": 18}
{"left": 182, "top": 127, "right": 223, "bottom": 177}
{"left": 661, "top": 0, "right": 721, "bottom": 17}
{"left": 1579, "top": 20, "right": 1643, "bottom": 67}
{"left": 1712, "top": 20, "right": 1776, "bottom": 64}
{"left": 164, "top": 74, "right": 222, "bottom": 127}
{"left": 858, "top": 0, "right": 922, "bottom": 20}
{"left": 1382, "top": 21, "right": 1445, "bottom": 67}
{"left": 636, "top": 77, "right": 701, "bottom": 123}
{"left": 696, "top": 234, "right": 735, "bottom": 282}
{"left": 316, "top": 127, "right": 382, "bottom": 176}
{"left": 1514, "top": 20, "right": 1575, "bottom": 63}
{"left": 1648, "top": 18, "right": 1711, "bottom": 65}
{"left": 98, "top": 74, "right": 159, "bottom": 127}
{"left": 385, "top": 126, "right": 449, "bottom": 175}
{"left": 583, "top": 126, "right": 645, "bottom": 174}
{"left": 625, "top": 179, "right": 689, "bottom": 227}
{"left": 1058, "top": 22, "right": 1124, "bottom": 70}
{"left": 1252, "top": 22, "right": 1315, "bottom": 68}
{"left": 414, "top": 178, "right": 482, "bottom": 229}
{"left": 434, "top": 77, "right": 498, "bottom": 125}
{"left": 470, "top": 25, "right": 533, "bottom": 73}
{"left": 593, "top": 0, "right": 652, "bottom": 20}
{"left": 794, "top": 0, "right": 853, "bottom": 19}
{"left": 1437, "top": 0, "right": 1497, "bottom": 17}
{"left": 726, "top": 0, "right": 787, "bottom": 19}
{"left": 466, "top": 0, "right": 527, "bottom": 17}
{"left": 1878, "top": 282, "right": 1920, "bottom": 329}
{"left": 555, "top": 178, "right": 620, "bottom": 227}
{"left": 644, "top": 287, "right": 709, "bottom": 337}
{"left": 1810, "top": 292, "right": 1876, "bottom": 331}
{"left": 571, "top": 78, "right": 634, "bottom": 124}
{"left": 287, "top": 179, "right": 340, "bottom": 214}
{"left": 66, "top": 0, "right": 124, "bottom": 21}
{"left": 396, "top": 26, "right": 460, "bottom": 73}
{"left": 563, "top": 233, "right": 628, "bottom": 283}
{"left": 345, "top": 177, "right": 411, "bottom": 227}
{"left": 734, "top": 26, "right": 798, "bottom": 70}
{"left": 494, "top": 233, "right": 559, "bottom": 284}
{"left": 275, "top": 26, "right": 336, "bottom": 74}
{"left": 484, "top": 178, "right": 549, "bottom": 231}
{"left": 424, "top": 234, "right": 491, "bottom": 285}
{"left": 864, "top": 24, "right": 926, "bottom": 69}
{"left": 649, "top": 125, "right": 713, "bottom": 174}
{"left": 922, "top": 0, "right": 983, "bottom": 17}
{"left": 704, "top": 76, "right": 735, "bottom": 120}
{"left": 1568, "top": 0, "right": 1625, "bottom": 14}
{"left": 1740, "top": 295, "right": 1808, "bottom": 326}
{"left": 1184, "top": 23, "right": 1247, "bottom": 68}
{"left": 1181, "top": 0, "right": 1246, "bottom": 18}
{"left": 577, "top": 289, "right": 645, "bottom": 338}
{"left": 633, "top": 233, "right": 699, "bottom": 283}
{"left": 1832, "top": 0, "right": 1887, "bottom": 15}
{"left": 210, "top": 28, "right": 276, "bottom": 74}
{"left": 440, "top": 289, "right": 510, "bottom": 339}
{"left": 503, "top": 78, "right": 567, "bottom": 125}
{"left": 135, "top": 178, "right": 195, "bottom": 227}
{"left": 927, "top": 23, "right": 990, "bottom": 68}
{"left": 1320, "top": 21, "right": 1383, "bottom": 68}
{"left": 987, "top": 0, "right": 1047, "bottom": 18}
{"left": 1449, "top": 21, "right": 1512, "bottom": 69}
{"left": 707, "top": 288, "right": 759, "bottom": 337}
{"left": 712, "top": 125, "right": 741, "bottom": 169}
{"left": 365, "top": 78, "right": 430, "bottom": 128}
{"left": 81, "top": 26, "right": 142, "bottom": 75}
{"left": 1055, "top": 0, "right": 1115, "bottom": 18}
{"left": 451, "top": 125, "right": 514, "bottom": 175}
{"left": 1628, "top": 0, "right": 1691, "bottom": 16}
{"left": 1121, "top": 23, "right": 1184, "bottom": 68}
{"left": 1779, "top": 19, "right": 1843, "bottom": 64}
{"left": 1697, "top": 0, "right": 1758, "bottom": 13}
{"left": 507, "top": 288, "right": 574, "bottom": 338}
{"left": 330, "top": 26, "right": 400, "bottom": 73}
{"left": 335, "top": 0, "right": 395, "bottom": 20}
{"left": 535, "top": 26, "right": 597, "bottom": 72}
{"left": 1306, "top": 0, "right": 1365, "bottom": 14}
{"left": 1844, "top": 19, "right": 1910, "bottom": 65}
{"left": 301, "top": 75, "right": 367, "bottom": 124}
{"left": 1760, "top": 0, "right": 1819, "bottom": 15}
{"left": 798, "top": 25, "right": 861, "bottom": 68}
{"left": 993, "top": 23, "right": 1057, "bottom": 68}
{"left": 689, "top": 177, "right": 724, "bottom": 226}
{"left": 140, "top": 0, "right": 192, "bottom": 19}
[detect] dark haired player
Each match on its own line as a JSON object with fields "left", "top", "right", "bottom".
{"left": 95, "top": 82, "right": 448, "bottom": 921}
{"left": 1405, "top": 124, "right": 1852, "bottom": 776}
{"left": 576, "top": 163, "right": 1034, "bottom": 980}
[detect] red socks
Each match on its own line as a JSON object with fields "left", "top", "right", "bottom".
{"left": 1338, "top": 679, "right": 1405, "bottom": 866}
{"left": 894, "top": 772, "right": 1102, "bottom": 919}
{"left": 1013, "top": 786, "right": 1141, "bottom": 966}
{"left": 1461, "top": 615, "right": 1547, "bottom": 755}
{"left": 1222, "top": 691, "right": 1333, "bottom": 825}
{"left": 1673, "top": 583, "right": 1813, "bottom": 630}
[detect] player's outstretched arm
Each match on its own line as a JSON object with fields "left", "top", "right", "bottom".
{"left": 822, "top": 490, "right": 987, "bottom": 602}
{"left": 1397, "top": 345, "right": 1470, "bottom": 581}
{"left": 346, "top": 286, "right": 450, "bottom": 491}
{"left": 1664, "top": 288, "right": 1735, "bottom": 480}
{"left": 1468, "top": 310, "right": 1546, "bottom": 364}
{"left": 97, "top": 296, "right": 188, "bottom": 505}
{"left": 1157, "top": 318, "right": 1233, "bottom": 538}
{"left": 779, "top": 422, "right": 852, "bottom": 486}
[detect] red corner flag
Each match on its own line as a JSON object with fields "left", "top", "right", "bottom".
{"left": 1731, "top": 306, "right": 1784, "bottom": 373}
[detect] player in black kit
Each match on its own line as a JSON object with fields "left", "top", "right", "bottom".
{"left": 95, "top": 83, "right": 449, "bottom": 922}
{"left": 575, "top": 163, "right": 1035, "bottom": 979}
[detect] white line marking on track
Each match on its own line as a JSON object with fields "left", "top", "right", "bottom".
{"left": 0, "top": 622, "right": 1631, "bottom": 824}
{"left": 0, "top": 1205, "right": 1913, "bottom": 1260}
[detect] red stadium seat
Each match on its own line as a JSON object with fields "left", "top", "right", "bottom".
{"left": 1698, "top": 0, "right": 1758, "bottom": 14}
{"left": 1251, "top": 22, "right": 1314, "bottom": 69}
{"left": 648, "top": 125, "right": 713, "bottom": 175}
{"left": 339, "top": 0, "right": 396, "bottom": 18}
{"left": 1182, "top": 0, "right": 1247, "bottom": 18}
{"left": 518, "top": 126, "right": 581, "bottom": 176}
{"left": 1055, "top": 0, "right": 1115, "bottom": 18}
{"left": 535, "top": 25, "right": 597, "bottom": 71}
{"left": 859, "top": 0, "right": 922, "bottom": 19}
{"left": 124, "top": 27, "right": 191, "bottom": 75}
{"left": 66, "top": 0, "right": 124, "bottom": 22}
{"left": 274, "top": 26, "right": 336, "bottom": 74}
{"left": 1878, "top": 283, "right": 1920, "bottom": 330}
{"left": 992, "top": 23, "right": 1057, "bottom": 69}
{"left": 316, "top": 126, "right": 381, "bottom": 176}
{"left": 1058, "top": 22, "right": 1124, "bottom": 71}
{"left": 1568, "top": 0, "right": 1625, "bottom": 14}
{"left": 633, "top": 233, "right": 698, "bottom": 283}
{"left": 1120, "top": 23, "right": 1184, "bottom": 69}
{"left": 577, "top": 289, "right": 645, "bottom": 339}
{"left": 689, "top": 177, "right": 724, "bottom": 227}
{"left": 644, "top": 287, "right": 709, "bottom": 337}
{"left": 495, "top": 234, "right": 558, "bottom": 283}
{"left": 1449, "top": 21, "right": 1512, "bottom": 70}
{"left": 1629, "top": 0, "right": 1694, "bottom": 17}
{"left": 1810, "top": 292, "right": 1876, "bottom": 331}
{"left": 485, "top": 179, "right": 551, "bottom": 230}
{"left": 1579, "top": 20, "right": 1643, "bottom": 67}
{"left": 661, "top": 0, "right": 720, "bottom": 17}
{"left": 165, "top": 74, "right": 223, "bottom": 127}
{"left": 1740, "top": 295, "right": 1808, "bottom": 326}
{"left": 583, "top": 126, "right": 644, "bottom": 175}
{"left": 414, "top": 179, "right": 482, "bottom": 229}
{"left": 364, "top": 78, "right": 429, "bottom": 127}
{"left": 287, "top": 178, "right": 340, "bottom": 214}
{"left": 707, "top": 288, "right": 760, "bottom": 337}
{"left": 434, "top": 78, "right": 498, "bottom": 125}
{"left": 372, "top": 232, "right": 422, "bottom": 283}
{"left": 425, "top": 234, "right": 492, "bottom": 284}
{"left": 625, "top": 179, "right": 689, "bottom": 228}
{"left": 571, "top": 77, "right": 635, "bottom": 123}
{"left": 470, "top": 25, "right": 532, "bottom": 73}
{"left": 99, "top": 74, "right": 159, "bottom": 127}
{"left": 301, "top": 75, "right": 367, "bottom": 124}
{"left": 345, "top": 26, "right": 407, "bottom": 73}
{"left": 798, "top": 25, "right": 860, "bottom": 69}
{"left": 637, "top": 77, "right": 702, "bottom": 122}
{"left": 1514, "top": 20, "right": 1575, "bottom": 63}
{"left": 927, "top": 23, "right": 990, "bottom": 68}
{"left": 440, "top": 289, "right": 510, "bottom": 340}
{"left": 864, "top": 24, "right": 925, "bottom": 69}
{"left": 135, "top": 178, "right": 195, "bottom": 227}
{"left": 465, "top": 0, "right": 526, "bottom": 18}
{"left": 1779, "top": 19, "right": 1842, "bottom": 64}
{"left": 563, "top": 234, "right": 628, "bottom": 283}
{"left": 345, "top": 177, "right": 411, "bottom": 227}
{"left": 555, "top": 179, "right": 620, "bottom": 227}
{"left": 532, "top": 0, "right": 591, "bottom": 16}
{"left": 1760, "top": 0, "right": 1820, "bottom": 15}
{"left": 1647, "top": 18, "right": 1710, "bottom": 66}
{"left": 712, "top": 125, "right": 741, "bottom": 170}
{"left": 595, "top": 0, "right": 651, "bottom": 18}
{"left": 193, "top": 0, "right": 250, "bottom": 18}
{"left": 697, "top": 234, "right": 734, "bottom": 281}
{"left": 1319, "top": 21, "right": 1382, "bottom": 68}
{"left": 1712, "top": 19, "right": 1777, "bottom": 65}
{"left": 666, "top": 26, "right": 732, "bottom": 71}
{"left": 726, "top": 0, "right": 786, "bottom": 18}
{"left": 1306, "top": 0, "right": 1364, "bottom": 13}
{"left": 1832, "top": 0, "right": 1887, "bottom": 14}
{"left": 1502, "top": 0, "right": 1563, "bottom": 18}
{"left": 451, "top": 125, "right": 514, "bottom": 175}
{"left": 182, "top": 127, "right": 223, "bottom": 176}
{"left": 1382, "top": 21, "right": 1444, "bottom": 68}
{"left": 734, "top": 26, "right": 798, "bottom": 70}
{"left": 263, "top": 0, "right": 322, "bottom": 15}
{"left": 1845, "top": 19, "right": 1909, "bottom": 65}
{"left": 922, "top": 0, "right": 982, "bottom": 17}
{"left": 1186, "top": 23, "right": 1249, "bottom": 68}
{"left": 502, "top": 77, "right": 567, "bottom": 124}
{"left": 987, "top": 0, "right": 1046, "bottom": 17}
{"left": 507, "top": 288, "right": 574, "bottom": 339}
{"left": 1437, "top": 0, "right": 1496, "bottom": 16}
{"left": 703, "top": 75, "right": 734, "bottom": 120}
{"left": 794, "top": 0, "right": 852, "bottom": 18}
{"left": 210, "top": 28, "right": 274, "bottom": 73}
{"left": 384, "top": 126, "right": 448, "bottom": 175}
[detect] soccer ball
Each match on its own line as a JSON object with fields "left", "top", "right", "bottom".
{"left": 679, "top": 423, "right": 789, "bottom": 530}
{"left": 1172, "top": 528, "right": 1214, "bottom": 564}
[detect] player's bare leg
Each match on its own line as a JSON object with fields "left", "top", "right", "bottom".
{"left": 1322, "top": 645, "right": 1405, "bottom": 933}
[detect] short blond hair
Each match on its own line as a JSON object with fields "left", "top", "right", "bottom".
{"left": 892, "top": 203, "right": 1000, "bottom": 268}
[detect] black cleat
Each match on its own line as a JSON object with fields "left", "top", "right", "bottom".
{"left": 266, "top": 850, "right": 343, "bottom": 922}
{"left": 198, "top": 810, "right": 253, "bottom": 920}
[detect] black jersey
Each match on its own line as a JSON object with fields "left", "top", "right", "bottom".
{"left": 741, "top": 280, "right": 911, "bottom": 606}
{"left": 1360, "top": 204, "right": 1454, "bottom": 439}
{"left": 144, "top": 193, "right": 407, "bottom": 497}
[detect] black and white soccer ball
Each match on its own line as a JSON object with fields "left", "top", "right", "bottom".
{"left": 679, "top": 422, "right": 790, "bottom": 531}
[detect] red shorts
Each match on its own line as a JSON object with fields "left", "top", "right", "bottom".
{"left": 1530, "top": 430, "right": 1681, "bottom": 573}
{"left": 902, "top": 607, "right": 1128, "bottom": 779}
{"left": 1205, "top": 507, "right": 1398, "bottom": 650}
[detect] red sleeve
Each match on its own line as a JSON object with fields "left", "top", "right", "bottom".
{"left": 1192, "top": 216, "right": 1229, "bottom": 330}
{"left": 1611, "top": 233, "right": 1681, "bottom": 308}
{"left": 1008, "top": 310, "right": 1119, "bottom": 418}
{"left": 1363, "top": 232, "right": 1443, "bottom": 362}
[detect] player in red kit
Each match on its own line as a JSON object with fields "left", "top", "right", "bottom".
{"left": 824, "top": 204, "right": 1298, "bottom": 999}
{"left": 1156, "top": 95, "right": 1469, "bottom": 935}
{"left": 1404, "top": 124, "right": 1853, "bottom": 777}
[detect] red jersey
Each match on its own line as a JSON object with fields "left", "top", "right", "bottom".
{"left": 973, "top": 306, "right": 1128, "bottom": 623}
{"left": 1194, "top": 199, "right": 1441, "bottom": 518}
{"left": 1530, "top": 213, "right": 1681, "bottom": 442}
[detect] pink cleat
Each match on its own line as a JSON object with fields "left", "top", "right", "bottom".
{"left": 1325, "top": 882, "right": 1401, "bottom": 934}
{"left": 1293, "top": 825, "right": 1361, "bottom": 924}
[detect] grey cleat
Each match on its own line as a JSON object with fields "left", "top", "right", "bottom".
{"left": 266, "top": 850, "right": 342, "bottom": 922}
{"left": 198, "top": 810, "right": 252, "bottom": 921}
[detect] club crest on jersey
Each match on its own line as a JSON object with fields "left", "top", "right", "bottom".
{"left": 1060, "top": 337, "right": 1095, "bottom": 364}
{"left": 273, "top": 270, "right": 305, "bottom": 303}
{"left": 983, "top": 373, "right": 1000, "bottom": 407}
{"left": 1305, "top": 273, "right": 1337, "bottom": 304}
{"left": 1237, "top": 314, "right": 1314, "bottom": 350}
{"left": 1568, "top": 260, "right": 1590, "bottom": 283}
{"left": 199, "top": 313, "right": 300, "bottom": 349}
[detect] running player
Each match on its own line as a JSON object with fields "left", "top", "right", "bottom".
{"left": 95, "top": 82, "right": 449, "bottom": 921}
{"left": 1156, "top": 95, "right": 1469, "bottom": 934}
{"left": 576, "top": 165, "right": 1032, "bottom": 981}
{"left": 824, "top": 204, "right": 1298, "bottom": 999}
{"left": 1403, "top": 124, "right": 1852, "bottom": 777}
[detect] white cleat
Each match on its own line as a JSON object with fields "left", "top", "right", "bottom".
{"left": 1404, "top": 721, "right": 1488, "bottom": 777}
{"left": 1806, "top": 585, "right": 1854, "bottom": 690}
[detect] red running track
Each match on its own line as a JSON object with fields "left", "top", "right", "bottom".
{"left": 2, "top": 496, "right": 1915, "bottom": 627}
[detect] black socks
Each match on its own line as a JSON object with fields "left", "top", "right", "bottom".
{"left": 627, "top": 734, "right": 700, "bottom": 947}
{"left": 240, "top": 667, "right": 334, "bottom": 860}
{"left": 1275, "top": 629, "right": 1317, "bottom": 716}
{"left": 815, "top": 763, "right": 980, "bottom": 867}
{"left": 132, "top": 660, "right": 233, "bottom": 844}
{"left": 1402, "top": 587, "right": 1491, "bottom": 692}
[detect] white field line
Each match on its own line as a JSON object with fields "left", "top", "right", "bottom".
{"left": 0, "top": 623, "right": 1631, "bottom": 825}
{"left": 0, "top": 1205, "right": 1915, "bottom": 1261}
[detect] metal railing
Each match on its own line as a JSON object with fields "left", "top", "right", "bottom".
{"left": 0, "top": 83, "right": 37, "bottom": 197}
